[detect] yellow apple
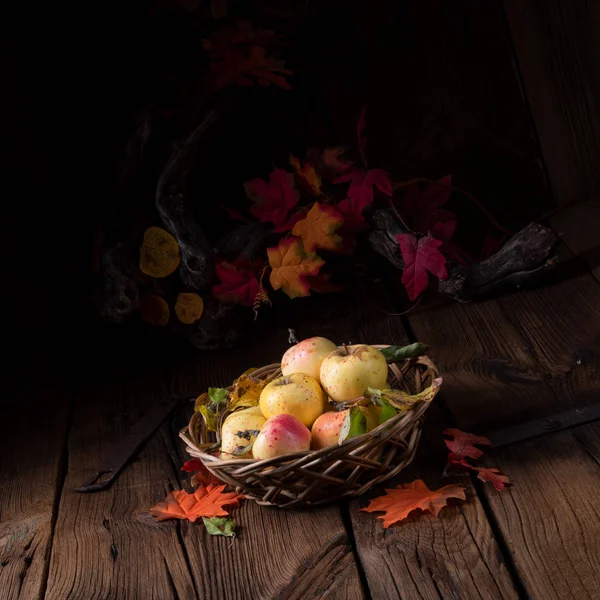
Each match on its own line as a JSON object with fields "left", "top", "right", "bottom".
{"left": 259, "top": 373, "right": 326, "bottom": 427}
{"left": 311, "top": 410, "right": 348, "bottom": 450}
{"left": 281, "top": 337, "right": 337, "bottom": 383}
{"left": 320, "top": 344, "right": 388, "bottom": 402}
{"left": 253, "top": 414, "right": 311, "bottom": 460}
{"left": 220, "top": 406, "right": 266, "bottom": 460}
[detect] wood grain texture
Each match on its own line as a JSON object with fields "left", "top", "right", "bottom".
{"left": 169, "top": 311, "right": 365, "bottom": 600}
{"left": 406, "top": 261, "right": 600, "bottom": 598}
{"left": 0, "top": 385, "right": 69, "bottom": 600}
{"left": 45, "top": 374, "right": 199, "bottom": 600}
{"left": 550, "top": 201, "right": 600, "bottom": 283}
{"left": 503, "top": 0, "right": 600, "bottom": 205}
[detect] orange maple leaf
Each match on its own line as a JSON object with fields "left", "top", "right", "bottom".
{"left": 361, "top": 479, "right": 466, "bottom": 527}
{"left": 149, "top": 485, "right": 244, "bottom": 523}
{"left": 292, "top": 203, "right": 344, "bottom": 253}
{"left": 289, "top": 154, "right": 322, "bottom": 197}
{"left": 267, "top": 237, "right": 325, "bottom": 299}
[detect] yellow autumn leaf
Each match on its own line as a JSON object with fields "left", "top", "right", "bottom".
{"left": 292, "top": 203, "right": 344, "bottom": 253}
{"left": 175, "top": 293, "right": 204, "bottom": 324}
{"left": 289, "top": 154, "right": 322, "bottom": 197}
{"left": 140, "top": 227, "right": 180, "bottom": 278}
{"left": 139, "top": 294, "right": 170, "bottom": 327}
{"left": 228, "top": 374, "right": 271, "bottom": 412}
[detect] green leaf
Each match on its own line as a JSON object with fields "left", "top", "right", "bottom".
{"left": 230, "top": 439, "right": 256, "bottom": 457}
{"left": 202, "top": 516, "right": 236, "bottom": 538}
{"left": 198, "top": 405, "right": 218, "bottom": 432}
{"left": 208, "top": 387, "right": 229, "bottom": 406}
{"left": 380, "top": 343, "right": 429, "bottom": 363}
{"left": 379, "top": 399, "right": 397, "bottom": 424}
{"left": 338, "top": 407, "right": 367, "bottom": 444}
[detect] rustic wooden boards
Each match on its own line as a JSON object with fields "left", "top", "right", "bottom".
{"left": 0, "top": 385, "right": 70, "bottom": 600}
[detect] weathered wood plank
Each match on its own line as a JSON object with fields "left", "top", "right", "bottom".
{"left": 503, "top": 0, "right": 600, "bottom": 206}
{"left": 342, "top": 297, "right": 521, "bottom": 600}
{"left": 45, "top": 374, "right": 199, "bottom": 600}
{"left": 0, "top": 385, "right": 69, "bottom": 600}
{"left": 406, "top": 267, "right": 600, "bottom": 598}
{"left": 169, "top": 310, "right": 366, "bottom": 600}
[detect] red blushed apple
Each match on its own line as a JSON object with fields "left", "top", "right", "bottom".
{"left": 252, "top": 414, "right": 311, "bottom": 460}
{"left": 281, "top": 337, "right": 337, "bottom": 383}
{"left": 311, "top": 410, "right": 348, "bottom": 450}
{"left": 320, "top": 344, "right": 388, "bottom": 402}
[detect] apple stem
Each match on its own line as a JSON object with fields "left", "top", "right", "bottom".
{"left": 342, "top": 343, "right": 350, "bottom": 356}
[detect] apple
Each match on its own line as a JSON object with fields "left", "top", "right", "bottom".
{"left": 311, "top": 410, "right": 348, "bottom": 450}
{"left": 220, "top": 406, "right": 266, "bottom": 460}
{"left": 281, "top": 337, "right": 338, "bottom": 383}
{"left": 252, "top": 414, "right": 311, "bottom": 460}
{"left": 320, "top": 344, "right": 388, "bottom": 402}
{"left": 260, "top": 373, "right": 326, "bottom": 427}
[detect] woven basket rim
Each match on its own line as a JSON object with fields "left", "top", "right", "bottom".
{"left": 179, "top": 347, "right": 438, "bottom": 470}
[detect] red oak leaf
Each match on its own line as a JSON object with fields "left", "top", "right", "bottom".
{"left": 244, "top": 168, "right": 299, "bottom": 230}
{"left": 181, "top": 459, "right": 203, "bottom": 472}
{"left": 397, "top": 234, "right": 448, "bottom": 300}
{"left": 181, "top": 459, "right": 222, "bottom": 486}
{"left": 443, "top": 429, "right": 492, "bottom": 461}
{"left": 213, "top": 261, "right": 260, "bottom": 306}
{"left": 334, "top": 167, "right": 392, "bottom": 207}
{"left": 403, "top": 176, "right": 456, "bottom": 233}
{"left": 447, "top": 453, "right": 474, "bottom": 470}
{"left": 472, "top": 467, "right": 512, "bottom": 491}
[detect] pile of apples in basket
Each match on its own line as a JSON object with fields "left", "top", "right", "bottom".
{"left": 207, "top": 337, "right": 439, "bottom": 460}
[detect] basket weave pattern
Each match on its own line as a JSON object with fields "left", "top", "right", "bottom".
{"left": 180, "top": 347, "right": 439, "bottom": 508}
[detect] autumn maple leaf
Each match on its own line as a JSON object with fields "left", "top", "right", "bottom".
{"left": 402, "top": 176, "right": 455, "bottom": 233}
{"left": 443, "top": 429, "right": 492, "bottom": 462}
{"left": 212, "top": 260, "right": 260, "bottom": 306}
{"left": 149, "top": 485, "right": 244, "bottom": 523}
{"left": 397, "top": 234, "right": 448, "bottom": 300}
{"left": 361, "top": 480, "right": 466, "bottom": 527}
{"left": 267, "top": 237, "right": 324, "bottom": 299}
{"left": 472, "top": 467, "right": 512, "bottom": 491}
{"left": 181, "top": 459, "right": 222, "bottom": 486}
{"left": 292, "top": 203, "right": 344, "bottom": 252}
{"left": 335, "top": 167, "right": 393, "bottom": 207}
{"left": 244, "top": 168, "right": 300, "bottom": 231}
{"left": 290, "top": 154, "right": 322, "bottom": 197}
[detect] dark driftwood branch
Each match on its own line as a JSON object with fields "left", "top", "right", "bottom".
{"left": 155, "top": 109, "right": 220, "bottom": 291}
{"left": 368, "top": 209, "right": 558, "bottom": 302}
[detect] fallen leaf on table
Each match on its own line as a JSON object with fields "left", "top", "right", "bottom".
{"left": 292, "top": 203, "right": 344, "bottom": 253}
{"left": 245, "top": 168, "right": 299, "bottom": 231}
{"left": 140, "top": 226, "right": 180, "bottom": 278}
{"left": 397, "top": 234, "right": 448, "bottom": 300}
{"left": 203, "top": 516, "right": 236, "bottom": 537}
{"left": 140, "top": 294, "right": 170, "bottom": 327}
{"left": 361, "top": 479, "right": 466, "bottom": 527}
{"left": 290, "top": 154, "right": 322, "bottom": 196}
{"left": 472, "top": 466, "right": 512, "bottom": 491}
{"left": 175, "top": 293, "right": 204, "bottom": 324}
{"left": 401, "top": 175, "right": 455, "bottom": 233}
{"left": 229, "top": 374, "right": 270, "bottom": 411}
{"left": 213, "top": 261, "right": 260, "bottom": 307}
{"left": 149, "top": 485, "right": 244, "bottom": 522}
{"left": 268, "top": 237, "right": 325, "bottom": 299}
{"left": 443, "top": 428, "right": 492, "bottom": 462}
{"left": 181, "top": 459, "right": 222, "bottom": 486}
{"left": 380, "top": 343, "right": 429, "bottom": 363}
{"left": 338, "top": 406, "right": 367, "bottom": 443}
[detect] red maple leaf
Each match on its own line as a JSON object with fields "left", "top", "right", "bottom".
{"left": 212, "top": 260, "right": 260, "bottom": 306}
{"left": 402, "top": 176, "right": 456, "bottom": 233}
{"left": 430, "top": 220, "right": 457, "bottom": 242}
{"left": 181, "top": 459, "right": 222, "bottom": 486}
{"left": 335, "top": 197, "right": 369, "bottom": 232}
{"left": 396, "top": 234, "right": 448, "bottom": 300}
{"left": 472, "top": 466, "right": 512, "bottom": 491}
{"left": 244, "top": 168, "right": 299, "bottom": 230}
{"left": 334, "top": 167, "right": 392, "bottom": 207}
{"left": 443, "top": 429, "right": 492, "bottom": 461}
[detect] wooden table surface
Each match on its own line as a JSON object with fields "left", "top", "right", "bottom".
{"left": 2, "top": 202, "right": 599, "bottom": 600}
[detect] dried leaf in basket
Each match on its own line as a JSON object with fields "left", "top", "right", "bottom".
{"left": 195, "top": 387, "right": 229, "bottom": 432}
{"left": 203, "top": 516, "right": 236, "bottom": 537}
{"left": 338, "top": 406, "right": 367, "bottom": 444}
{"left": 380, "top": 343, "right": 429, "bottom": 363}
{"left": 366, "top": 377, "right": 443, "bottom": 411}
{"left": 228, "top": 374, "right": 270, "bottom": 411}
{"left": 148, "top": 485, "right": 244, "bottom": 523}
{"left": 361, "top": 479, "right": 466, "bottom": 527}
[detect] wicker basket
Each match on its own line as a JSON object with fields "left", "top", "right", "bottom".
{"left": 179, "top": 346, "right": 440, "bottom": 508}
